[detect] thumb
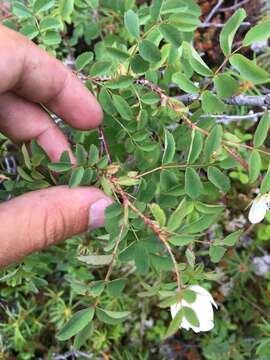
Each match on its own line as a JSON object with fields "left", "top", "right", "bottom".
{"left": 0, "top": 186, "right": 112, "bottom": 268}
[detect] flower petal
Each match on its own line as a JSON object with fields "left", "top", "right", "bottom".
{"left": 248, "top": 195, "right": 268, "bottom": 224}
{"left": 189, "top": 285, "right": 218, "bottom": 309}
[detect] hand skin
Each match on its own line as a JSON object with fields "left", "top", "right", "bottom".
{"left": 0, "top": 25, "right": 112, "bottom": 268}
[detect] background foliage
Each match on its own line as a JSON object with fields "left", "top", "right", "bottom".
{"left": 1, "top": 0, "right": 270, "bottom": 359}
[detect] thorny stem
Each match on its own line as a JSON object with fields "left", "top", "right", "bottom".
{"left": 223, "top": 144, "right": 249, "bottom": 170}
{"left": 98, "top": 126, "right": 112, "bottom": 163}
{"left": 111, "top": 179, "right": 182, "bottom": 292}
{"left": 94, "top": 222, "right": 125, "bottom": 307}
{"left": 135, "top": 163, "right": 217, "bottom": 178}
{"left": 182, "top": 115, "right": 249, "bottom": 170}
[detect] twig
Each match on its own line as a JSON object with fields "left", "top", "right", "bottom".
{"left": 181, "top": 115, "right": 249, "bottom": 169}
{"left": 200, "top": 21, "right": 250, "bottom": 28}
{"left": 199, "top": 112, "right": 264, "bottom": 123}
{"left": 94, "top": 223, "right": 125, "bottom": 307}
{"left": 104, "top": 223, "right": 125, "bottom": 283}
{"left": 220, "top": 0, "right": 249, "bottom": 12}
{"left": 98, "top": 126, "right": 112, "bottom": 163}
{"left": 80, "top": 75, "right": 270, "bottom": 109}
{"left": 223, "top": 144, "right": 249, "bottom": 170}
{"left": 175, "top": 94, "right": 270, "bottom": 109}
{"left": 112, "top": 180, "right": 183, "bottom": 292}
{"left": 53, "top": 350, "right": 93, "bottom": 360}
{"left": 204, "top": 0, "right": 224, "bottom": 23}
{"left": 135, "top": 163, "right": 214, "bottom": 178}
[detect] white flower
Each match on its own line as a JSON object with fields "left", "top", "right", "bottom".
{"left": 170, "top": 285, "right": 217, "bottom": 333}
{"left": 248, "top": 194, "right": 270, "bottom": 224}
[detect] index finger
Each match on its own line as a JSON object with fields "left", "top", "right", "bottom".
{"left": 0, "top": 25, "right": 102, "bottom": 130}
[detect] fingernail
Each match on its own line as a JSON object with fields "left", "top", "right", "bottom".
{"left": 88, "top": 198, "right": 112, "bottom": 229}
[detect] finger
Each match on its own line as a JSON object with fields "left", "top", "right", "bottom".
{"left": 0, "top": 186, "right": 112, "bottom": 268}
{"left": 0, "top": 92, "right": 76, "bottom": 162}
{"left": 0, "top": 25, "right": 102, "bottom": 130}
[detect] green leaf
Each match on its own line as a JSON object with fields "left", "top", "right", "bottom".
{"left": 75, "top": 52, "right": 93, "bottom": 71}
{"left": 165, "top": 308, "right": 183, "bottom": 338}
{"left": 214, "top": 74, "right": 239, "bottom": 98}
{"left": 12, "top": 1, "right": 32, "bottom": 17}
{"left": 220, "top": 8, "right": 246, "bottom": 55}
{"left": 88, "top": 144, "right": 99, "bottom": 165}
{"left": 204, "top": 125, "right": 223, "bottom": 162}
{"left": 107, "top": 278, "right": 127, "bottom": 297}
{"left": 74, "top": 323, "right": 93, "bottom": 350}
{"left": 159, "top": 24, "right": 182, "bottom": 48}
{"left": 184, "top": 42, "right": 212, "bottom": 77}
{"left": 161, "top": 0, "right": 188, "bottom": 15}
{"left": 150, "top": 254, "right": 173, "bottom": 271}
{"left": 243, "top": 20, "right": 270, "bottom": 46}
{"left": 106, "top": 47, "right": 130, "bottom": 62}
{"left": 169, "top": 13, "right": 201, "bottom": 32}
{"left": 40, "top": 18, "right": 61, "bottom": 32}
{"left": 89, "top": 281, "right": 105, "bottom": 297}
{"left": 172, "top": 72, "right": 199, "bottom": 93}
{"left": 207, "top": 166, "right": 231, "bottom": 193}
{"left": 195, "top": 202, "right": 224, "bottom": 214}
{"left": 135, "top": 243, "right": 149, "bottom": 274}
{"left": 183, "top": 215, "right": 216, "bottom": 234}
{"left": 98, "top": 88, "right": 115, "bottom": 115}
{"left": 223, "top": 229, "right": 242, "bottom": 246}
{"left": 17, "top": 167, "right": 33, "bottom": 182}
{"left": 42, "top": 31, "right": 61, "bottom": 45}
{"left": 96, "top": 308, "right": 130, "bottom": 325}
{"left": 33, "top": 0, "right": 55, "bottom": 14}
{"left": 185, "top": 167, "right": 203, "bottom": 200}
{"left": 149, "top": 203, "right": 166, "bottom": 227}
{"left": 69, "top": 166, "right": 84, "bottom": 188}
{"left": 185, "top": 248, "right": 195, "bottom": 268}
{"left": 60, "top": 150, "right": 72, "bottom": 163}
{"left": 167, "top": 198, "right": 193, "bottom": 231}
{"left": 78, "top": 255, "right": 113, "bottom": 266}
{"left": 139, "top": 40, "right": 161, "bottom": 63}
{"left": 105, "top": 203, "right": 123, "bottom": 220}
{"left": 150, "top": 0, "right": 163, "bottom": 21}
{"left": 117, "top": 176, "right": 140, "bottom": 186}
{"left": 48, "top": 162, "right": 72, "bottom": 172}
{"left": 261, "top": 163, "right": 270, "bottom": 194}
{"left": 112, "top": 95, "right": 133, "bottom": 121}
{"left": 89, "top": 61, "right": 112, "bottom": 76}
{"left": 124, "top": 9, "right": 140, "bottom": 39}
{"left": 201, "top": 91, "right": 226, "bottom": 114}
{"left": 59, "top": 0, "right": 74, "bottom": 22}
{"left": 187, "top": 130, "right": 203, "bottom": 164}
{"left": 229, "top": 54, "right": 269, "bottom": 85}
{"left": 254, "top": 111, "right": 270, "bottom": 147}
{"left": 183, "top": 289, "right": 196, "bottom": 303}
{"left": 159, "top": 293, "right": 181, "bottom": 308}
{"left": 21, "top": 24, "right": 39, "bottom": 40}
{"left": 57, "top": 308, "right": 94, "bottom": 341}
{"left": 21, "top": 144, "right": 31, "bottom": 170}
{"left": 106, "top": 76, "right": 133, "bottom": 89}
{"left": 130, "top": 55, "right": 149, "bottom": 73}
{"left": 168, "top": 235, "right": 194, "bottom": 246}
{"left": 119, "top": 242, "right": 136, "bottom": 262}
{"left": 183, "top": 306, "right": 200, "bottom": 327}
{"left": 140, "top": 92, "right": 160, "bottom": 105}
{"left": 248, "top": 150, "right": 261, "bottom": 183}
{"left": 209, "top": 245, "right": 226, "bottom": 263}
{"left": 75, "top": 144, "right": 87, "bottom": 165}
{"left": 162, "top": 129, "right": 175, "bottom": 164}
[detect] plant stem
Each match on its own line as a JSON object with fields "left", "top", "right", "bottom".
{"left": 111, "top": 180, "right": 182, "bottom": 292}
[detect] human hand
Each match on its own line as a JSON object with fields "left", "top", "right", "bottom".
{"left": 0, "top": 25, "right": 112, "bottom": 267}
